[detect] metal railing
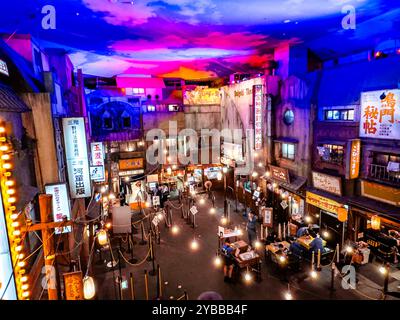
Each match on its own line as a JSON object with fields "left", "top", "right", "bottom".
{"left": 368, "top": 163, "right": 400, "bottom": 184}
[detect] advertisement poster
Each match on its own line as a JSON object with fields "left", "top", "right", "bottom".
{"left": 360, "top": 89, "right": 400, "bottom": 139}
{"left": 62, "top": 118, "right": 91, "bottom": 198}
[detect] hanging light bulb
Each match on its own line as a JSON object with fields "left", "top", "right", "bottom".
{"left": 221, "top": 217, "right": 227, "bottom": 225}
{"left": 323, "top": 231, "right": 329, "bottom": 238}
{"left": 97, "top": 229, "right": 108, "bottom": 246}
{"left": 244, "top": 272, "right": 252, "bottom": 283}
{"left": 304, "top": 216, "right": 312, "bottom": 223}
{"left": 209, "top": 208, "right": 216, "bottom": 214}
{"left": 265, "top": 171, "right": 271, "bottom": 178}
{"left": 83, "top": 276, "right": 96, "bottom": 300}
{"left": 284, "top": 291, "right": 293, "bottom": 300}
{"left": 214, "top": 256, "right": 222, "bottom": 267}
{"left": 199, "top": 198, "right": 205, "bottom": 205}
{"left": 254, "top": 240, "right": 262, "bottom": 249}
{"left": 190, "top": 239, "right": 199, "bottom": 251}
{"left": 105, "top": 221, "right": 112, "bottom": 229}
{"left": 157, "top": 212, "right": 163, "bottom": 220}
{"left": 345, "top": 246, "right": 353, "bottom": 254}
{"left": 310, "top": 270, "right": 318, "bottom": 279}
{"left": 171, "top": 225, "right": 179, "bottom": 234}
{"left": 222, "top": 167, "right": 228, "bottom": 173}
{"left": 252, "top": 171, "right": 258, "bottom": 178}
{"left": 379, "top": 266, "right": 387, "bottom": 275}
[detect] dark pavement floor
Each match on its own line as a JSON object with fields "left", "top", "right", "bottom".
{"left": 93, "top": 192, "right": 400, "bottom": 300}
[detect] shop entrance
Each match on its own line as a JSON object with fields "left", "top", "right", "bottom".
{"left": 319, "top": 210, "right": 346, "bottom": 248}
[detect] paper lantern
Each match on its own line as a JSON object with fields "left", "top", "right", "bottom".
{"left": 83, "top": 276, "right": 96, "bottom": 300}
{"left": 97, "top": 229, "right": 108, "bottom": 246}
{"left": 371, "top": 215, "right": 381, "bottom": 230}
{"left": 338, "top": 208, "right": 348, "bottom": 222}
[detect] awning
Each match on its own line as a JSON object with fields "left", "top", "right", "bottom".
{"left": 264, "top": 175, "right": 307, "bottom": 195}
{"left": 0, "top": 84, "right": 30, "bottom": 113}
{"left": 348, "top": 196, "right": 400, "bottom": 224}
{"left": 316, "top": 140, "right": 347, "bottom": 146}
{"left": 273, "top": 137, "right": 299, "bottom": 144}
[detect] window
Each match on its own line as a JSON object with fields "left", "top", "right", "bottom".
{"left": 325, "top": 109, "right": 354, "bottom": 121}
{"left": 282, "top": 143, "right": 295, "bottom": 160}
{"left": 125, "top": 88, "right": 144, "bottom": 95}
{"left": 168, "top": 105, "right": 179, "bottom": 112}
{"left": 121, "top": 111, "right": 131, "bottom": 129}
{"left": 102, "top": 111, "right": 113, "bottom": 130}
{"left": 319, "top": 144, "right": 344, "bottom": 164}
{"left": 147, "top": 105, "right": 156, "bottom": 112}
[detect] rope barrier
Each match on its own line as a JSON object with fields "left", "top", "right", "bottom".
{"left": 118, "top": 248, "right": 152, "bottom": 267}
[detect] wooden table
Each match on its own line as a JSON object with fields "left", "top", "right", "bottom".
{"left": 266, "top": 241, "right": 290, "bottom": 254}
{"left": 297, "top": 236, "right": 326, "bottom": 250}
{"left": 231, "top": 240, "right": 249, "bottom": 254}
{"left": 235, "top": 251, "right": 261, "bottom": 269}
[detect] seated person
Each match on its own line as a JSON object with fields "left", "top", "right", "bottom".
{"left": 275, "top": 243, "right": 289, "bottom": 256}
{"left": 289, "top": 241, "right": 305, "bottom": 257}
{"left": 296, "top": 224, "right": 312, "bottom": 238}
{"left": 309, "top": 233, "right": 324, "bottom": 253}
{"left": 221, "top": 239, "right": 235, "bottom": 282}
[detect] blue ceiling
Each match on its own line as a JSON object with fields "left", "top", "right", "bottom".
{"left": 0, "top": 0, "right": 399, "bottom": 78}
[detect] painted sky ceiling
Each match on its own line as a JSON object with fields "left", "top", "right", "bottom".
{"left": 0, "top": 0, "right": 399, "bottom": 79}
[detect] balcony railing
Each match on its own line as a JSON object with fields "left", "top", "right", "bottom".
{"left": 368, "top": 163, "right": 400, "bottom": 185}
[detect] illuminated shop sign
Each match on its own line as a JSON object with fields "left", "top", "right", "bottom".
{"left": 346, "top": 139, "right": 361, "bottom": 179}
{"left": 306, "top": 192, "right": 343, "bottom": 215}
{"left": 253, "top": 85, "right": 263, "bottom": 150}
{"left": 360, "top": 89, "right": 400, "bottom": 140}
{"left": 62, "top": 118, "right": 91, "bottom": 198}
{"left": 119, "top": 158, "right": 144, "bottom": 171}
{"left": 90, "top": 166, "right": 105, "bottom": 181}
{"left": 45, "top": 183, "right": 72, "bottom": 234}
{"left": 269, "top": 165, "right": 290, "bottom": 184}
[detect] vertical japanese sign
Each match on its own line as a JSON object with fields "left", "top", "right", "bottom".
{"left": 90, "top": 142, "right": 105, "bottom": 182}
{"left": 253, "top": 85, "right": 263, "bottom": 150}
{"left": 360, "top": 89, "right": 400, "bottom": 139}
{"left": 45, "top": 183, "right": 71, "bottom": 234}
{"left": 63, "top": 271, "right": 84, "bottom": 300}
{"left": 91, "top": 142, "right": 104, "bottom": 166}
{"left": 346, "top": 139, "right": 361, "bottom": 179}
{"left": 62, "top": 118, "right": 91, "bottom": 198}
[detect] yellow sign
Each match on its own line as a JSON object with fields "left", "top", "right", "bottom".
{"left": 361, "top": 180, "right": 400, "bottom": 206}
{"left": 63, "top": 271, "right": 84, "bottom": 300}
{"left": 119, "top": 158, "right": 144, "bottom": 171}
{"left": 183, "top": 86, "right": 221, "bottom": 105}
{"left": 306, "top": 191, "right": 344, "bottom": 214}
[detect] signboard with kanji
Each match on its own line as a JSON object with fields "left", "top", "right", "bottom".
{"left": 253, "top": 85, "right": 263, "bottom": 150}
{"left": 45, "top": 183, "right": 72, "bottom": 234}
{"left": 63, "top": 271, "right": 84, "bottom": 300}
{"left": 62, "top": 118, "right": 91, "bottom": 198}
{"left": 360, "top": 89, "right": 400, "bottom": 140}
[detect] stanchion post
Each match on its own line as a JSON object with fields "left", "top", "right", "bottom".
{"left": 149, "top": 239, "right": 156, "bottom": 276}
{"left": 130, "top": 272, "right": 135, "bottom": 300}
{"left": 144, "top": 270, "right": 149, "bottom": 300}
{"left": 383, "top": 262, "right": 390, "bottom": 294}
{"left": 139, "top": 221, "right": 147, "bottom": 245}
{"left": 330, "top": 262, "right": 336, "bottom": 292}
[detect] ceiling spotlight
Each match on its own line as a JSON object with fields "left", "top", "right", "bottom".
{"left": 323, "top": 231, "right": 329, "bottom": 238}
{"left": 305, "top": 216, "right": 312, "bottom": 223}
{"left": 221, "top": 217, "right": 228, "bottom": 225}
{"left": 254, "top": 240, "right": 262, "bottom": 249}
{"left": 199, "top": 198, "right": 205, "bottom": 205}
{"left": 379, "top": 266, "right": 387, "bottom": 275}
{"left": 209, "top": 208, "right": 216, "bottom": 214}
{"left": 310, "top": 270, "right": 318, "bottom": 279}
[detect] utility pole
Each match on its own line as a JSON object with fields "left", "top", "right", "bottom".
{"left": 22, "top": 194, "right": 74, "bottom": 300}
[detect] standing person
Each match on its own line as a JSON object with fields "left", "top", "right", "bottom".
{"left": 222, "top": 239, "right": 235, "bottom": 282}
{"left": 246, "top": 211, "right": 257, "bottom": 246}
